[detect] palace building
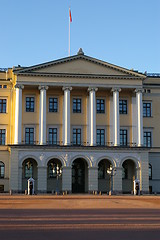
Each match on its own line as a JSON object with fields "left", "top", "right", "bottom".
{"left": 0, "top": 48, "right": 160, "bottom": 194}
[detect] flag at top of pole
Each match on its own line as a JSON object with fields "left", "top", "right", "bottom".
{"left": 69, "top": 8, "right": 72, "bottom": 56}
{"left": 69, "top": 8, "right": 72, "bottom": 22}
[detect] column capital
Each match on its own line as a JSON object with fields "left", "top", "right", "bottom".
{"left": 135, "top": 88, "right": 144, "bottom": 93}
{"left": 88, "top": 87, "right": 98, "bottom": 92}
{"left": 38, "top": 85, "right": 49, "bottom": 91}
{"left": 111, "top": 87, "right": 121, "bottom": 93}
{"left": 15, "top": 84, "right": 24, "bottom": 90}
{"left": 62, "top": 86, "right": 72, "bottom": 91}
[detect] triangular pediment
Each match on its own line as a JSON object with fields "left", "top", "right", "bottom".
{"left": 14, "top": 54, "right": 145, "bottom": 79}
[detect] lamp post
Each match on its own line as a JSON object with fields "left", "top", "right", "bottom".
{"left": 53, "top": 164, "right": 62, "bottom": 195}
{"left": 107, "top": 165, "right": 116, "bottom": 195}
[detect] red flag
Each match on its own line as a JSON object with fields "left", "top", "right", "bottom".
{"left": 69, "top": 8, "right": 72, "bottom": 22}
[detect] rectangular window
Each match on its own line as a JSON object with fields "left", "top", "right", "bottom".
{"left": 26, "top": 97, "right": 34, "bottom": 112}
{"left": 3, "top": 85, "right": 7, "bottom": 89}
{"left": 119, "top": 100, "right": 127, "bottom": 114}
{"left": 49, "top": 98, "right": 58, "bottom": 112}
{"left": 97, "top": 129, "right": 105, "bottom": 146}
{"left": 49, "top": 128, "right": 57, "bottom": 145}
{"left": 120, "top": 129, "right": 128, "bottom": 146}
{"left": 25, "top": 128, "right": 34, "bottom": 144}
{"left": 97, "top": 99, "right": 105, "bottom": 113}
{"left": 144, "top": 131, "right": 152, "bottom": 147}
{"left": 143, "top": 102, "right": 152, "bottom": 117}
{"left": 0, "top": 129, "right": 5, "bottom": 145}
{"left": 73, "top": 128, "right": 81, "bottom": 145}
{"left": 0, "top": 99, "right": 6, "bottom": 113}
{"left": 73, "top": 98, "right": 81, "bottom": 113}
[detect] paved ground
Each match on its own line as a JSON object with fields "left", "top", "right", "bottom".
{"left": 0, "top": 195, "right": 160, "bottom": 240}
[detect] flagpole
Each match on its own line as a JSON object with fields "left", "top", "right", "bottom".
{"left": 69, "top": 10, "right": 70, "bottom": 56}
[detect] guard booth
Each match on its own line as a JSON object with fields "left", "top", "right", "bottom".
{"left": 133, "top": 179, "right": 140, "bottom": 195}
{"left": 27, "top": 178, "right": 35, "bottom": 195}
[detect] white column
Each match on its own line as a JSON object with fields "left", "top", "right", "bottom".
{"left": 88, "top": 87, "right": 98, "bottom": 146}
{"left": 14, "top": 84, "right": 24, "bottom": 144}
{"left": 112, "top": 88, "right": 121, "bottom": 146}
{"left": 135, "top": 89, "right": 143, "bottom": 146}
{"left": 39, "top": 86, "right": 48, "bottom": 145}
{"left": 62, "top": 87, "right": 72, "bottom": 145}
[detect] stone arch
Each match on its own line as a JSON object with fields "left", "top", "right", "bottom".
{"left": 96, "top": 156, "right": 116, "bottom": 168}
{"left": 19, "top": 155, "right": 39, "bottom": 168}
{"left": 70, "top": 155, "right": 92, "bottom": 168}
{"left": 45, "top": 155, "right": 66, "bottom": 168}
{"left": 46, "top": 157, "right": 63, "bottom": 193}
{"left": 120, "top": 156, "right": 140, "bottom": 169}
{"left": 21, "top": 157, "right": 38, "bottom": 193}
{"left": 71, "top": 156, "right": 90, "bottom": 193}
{"left": 97, "top": 157, "right": 115, "bottom": 193}
{"left": 121, "top": 157, "right": 139, "bottom": 194}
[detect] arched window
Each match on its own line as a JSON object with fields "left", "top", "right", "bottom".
{"left": 25, "top": 160, "right": 33, "bottom": 178}
{"left": 0, "top": 161, "right": 5, "bottom": 178}
{"left": 48, "top": 161, "right": 62, "bottom": 178}
{"left": 149, "top": 164, "right": 152, "bottom": 180}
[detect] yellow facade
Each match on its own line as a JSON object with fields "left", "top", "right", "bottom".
{"left": 0, "top": 52, "right": 159, "bottom": 194}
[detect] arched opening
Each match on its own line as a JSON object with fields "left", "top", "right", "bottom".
{"left": 72, "top": 158, "right": 88, "bottom": 193}
{"left": 47, "top": 159, "right": 62, "bottom": 193}
{"left": 98, "top": 159, "right": 112, "bottom": 193}
{"left": 122, "top": 159, "right": 136, "bottom": 193}
{"left": 22, "top": 158, "right": 38, "bottom": 192}
{"left": 0, "top": 161, "right": 5, "bottom": 179}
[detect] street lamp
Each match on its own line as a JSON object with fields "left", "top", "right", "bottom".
{"left": 53, "top": 164, "right": 62, "bottom": 195}
{"left": 107, "top": 165, "right": 116, "bottom": 195}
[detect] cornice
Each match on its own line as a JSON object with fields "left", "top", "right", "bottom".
{"left": 16, "top": 72, "right": 144, "bottom": 80}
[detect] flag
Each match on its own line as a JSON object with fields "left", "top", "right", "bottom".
{"left": 69, "top": 8, "right": 72, "bottom": 22}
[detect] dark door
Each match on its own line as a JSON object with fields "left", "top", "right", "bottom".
{"left": 72, "top": 159, "right": 85, "bottom": 193}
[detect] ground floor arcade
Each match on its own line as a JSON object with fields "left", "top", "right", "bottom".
{"left": 5, "top": 146, "right": 149, "bottom": 194}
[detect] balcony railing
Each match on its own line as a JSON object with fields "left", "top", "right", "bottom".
{"left": 15, "top": 141, "right": 142, "bottom": 148}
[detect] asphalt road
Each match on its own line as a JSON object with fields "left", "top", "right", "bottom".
{"left": 0, "top": 208, "right": 160, "bottom": 240}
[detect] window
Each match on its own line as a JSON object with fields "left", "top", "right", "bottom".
{"left": 0, "top": 129, "right": 5, "bottom": 145}
{"left": 0, "top": 99, "right": 6, "bottom": 113}
{"left": 73, "top": 128, "right": 81, "bottom": 145}
{"left": 25, "top": 128, "right": 34, "bottom": 144}
{"left": 0, "top": 85, "right": 2, "bottom": 88}
{"left": 26, "top": 97, "right": 34, "bottom": 112}
{"left": 149, "top": 164, "right": 152, "bottom": 180}
{"left": 143, "top": 102, "right": 152, "bottom": 117}
{"left": 119, "top": 100, "right": 127, "bottom": 114}
{"left": 97, "top": 99, "right": 105, "bottom": 113}
{"left": 0, "top": 162, "right": 4, "bottom": 178}
{"left": 49, "top": 128, "right": 57, "bottom": 145}
{"left": 48, "top": 162, "right": 62, "bottom": 178}
{"left": 3, "top": 85, "right": 7, "bottom": 89}
{"left": 120, "top": 129, "right": 128, "bottom": 146}
{"left": 25, "top": 161, "right": 33, "bottom": 178}
{"left": 73, "top": 98, "right": 81, "bottom": 113}
{"left": 144, "top": 131, "right": 152, "bottom": 147}
{"left": 49, "top": 98, "right": 58, "bottom": 112}
{"left": 97, "top": 129, "right": 105, "bottom": 146}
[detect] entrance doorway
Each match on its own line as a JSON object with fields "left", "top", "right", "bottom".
{"left": 122, "top": 159, "right": 136, "bottom": 193}
{"left": 72, "top": 158, "right": 88, "bottom": 193}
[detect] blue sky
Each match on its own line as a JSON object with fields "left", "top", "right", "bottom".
{"left": 0, "top": 0, "right": 160, "bottom": 73}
